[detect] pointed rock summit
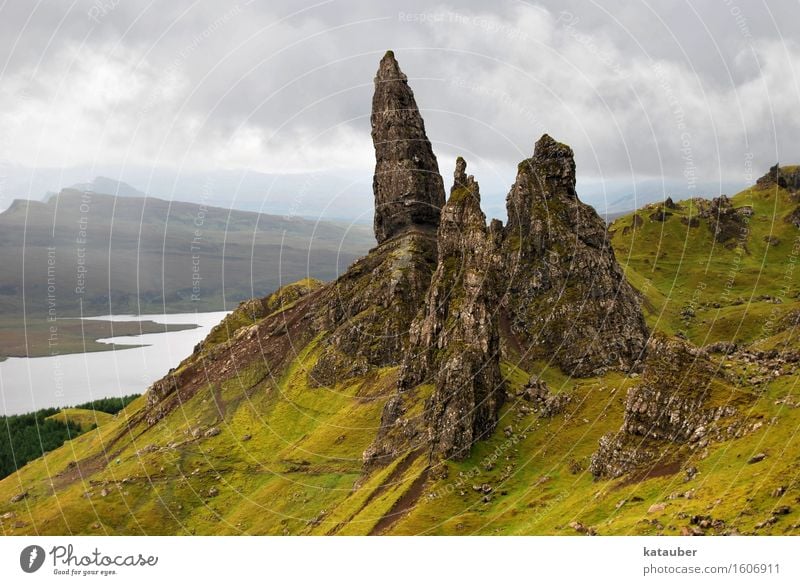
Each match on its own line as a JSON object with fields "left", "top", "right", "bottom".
{"left": 371, "top": 51, "right": 446, "bottom": 244}
{"left": 502, "top": 134, "right": 648, "bottom": 376}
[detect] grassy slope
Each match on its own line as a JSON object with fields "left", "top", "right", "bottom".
{"left": 1, "top": 183, "right": 798, "bottom": 535}
{"left": 46, "top": 409, "right": 115, "bottom": 432}
{"left": 610, "top": 184, "right": 799, "bottom": 345}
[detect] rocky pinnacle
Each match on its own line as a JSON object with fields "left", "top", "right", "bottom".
{"left": 371, "top": 51, "right": 445, "bottom": 244}
{"left": 502, "top": 134, "right": 649, "bottom": 376}
{"left": 365, "top": 157, "right": 503, "bottom": 466}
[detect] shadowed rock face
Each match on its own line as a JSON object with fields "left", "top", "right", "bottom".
{"left": 371, "top": 51, "right": 446, "bottom": 244}
{"left": 757, "top": 163, "right": 800, "bottom": 191}
{"left": 502, "top": 134, "right": 649, "bottom": 376}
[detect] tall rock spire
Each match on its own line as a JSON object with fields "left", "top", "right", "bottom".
{"left": 371, "top": 50, "right": 445, "bottom": 244}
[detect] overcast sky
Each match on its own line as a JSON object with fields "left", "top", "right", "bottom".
{"left": 0, "top": 0, "right": 798, "bottom": 216}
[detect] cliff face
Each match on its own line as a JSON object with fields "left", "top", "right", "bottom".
{"left": 501, "top": 135, "right": 649, "bottom": 376}
{"left": 590, "top": 335, "right": 751, "bottom": 479}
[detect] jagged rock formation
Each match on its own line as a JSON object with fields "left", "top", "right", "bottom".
{"left": 590, "top": 335, "right": 750, "bottom": 479}
{"left": 308, "top": 52, "right": 449, "bottom": 385}
{"left": 147, "top": 51, "right": 445, "bottom": 420}
{"left": 145, "top": 54, "right": 649, "bottom": 468}
{"left": 371, "top": 50, "right": 445, "bottom": 244}
{"left": 756, "top": 163, "right": 800, "bottom": 192}
{"left": 700, "top": 195, "right": 748, "bottom": 245}
{"left": 366, "top": 158, "right": 504, "bottom": 466}
{"left": 308, "top": 232, "right": 437, "bottom": 386}
{"left": 501, "top": 135, "right": 649, "bottom": 376}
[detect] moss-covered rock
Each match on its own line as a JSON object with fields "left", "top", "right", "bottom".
{"left": 590, "top": 335, "right": 754, "bottom": 479}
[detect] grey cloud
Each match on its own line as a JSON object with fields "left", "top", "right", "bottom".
{"left": 0, "top": 0, "right": 798, "bottom": 217}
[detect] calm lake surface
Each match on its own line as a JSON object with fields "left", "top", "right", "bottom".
{"left": 0, "top": 311, "right": 229, "bottom": 416}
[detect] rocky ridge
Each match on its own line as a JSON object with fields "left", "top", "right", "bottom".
{"left": 590, "top": 335, "right": 755, "bottom": 479}
{"left": 365, "top": 158, "right": 504, "bottom": 467}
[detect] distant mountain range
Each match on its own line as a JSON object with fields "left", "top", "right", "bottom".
{"left": 64, "top": 177, "right": 146, "bottom": 199}
{"left": 0, "top": 188, "right": 375, "bottom": 318}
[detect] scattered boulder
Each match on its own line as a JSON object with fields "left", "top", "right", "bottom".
{"left": 755, "top": 516, "right": 778, "bottom": 529}
{"left": 520, "top": 377, "right": 571, "bottom": 417}
{"left": 748, "top": 453, "right": 767, "bottom": 464}
{"left": 569, "top": 520, "right": 588, "bottom": 534}
{"left": 9, "top": 491, "right": 28, "bottom": 503}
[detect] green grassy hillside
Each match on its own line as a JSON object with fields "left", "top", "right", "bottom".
{"left": 1, "top": 179, "right": 798, "bottom": 536}
{"left": 610, "top": 181, "right": 799, "bottom": 347}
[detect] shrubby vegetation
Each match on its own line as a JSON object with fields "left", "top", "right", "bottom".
{"left": 72, "top": 394, "right": 139, "bottom": 415}
{"left": 0, "top": 394, "right": 139, "bottom": 479}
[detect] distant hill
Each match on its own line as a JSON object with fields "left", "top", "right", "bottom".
{"left": 66, "top": 177, "right": 146, "bottom": 198}
{"left": 0, "top": 189, "right": 375, "bottom": 317}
